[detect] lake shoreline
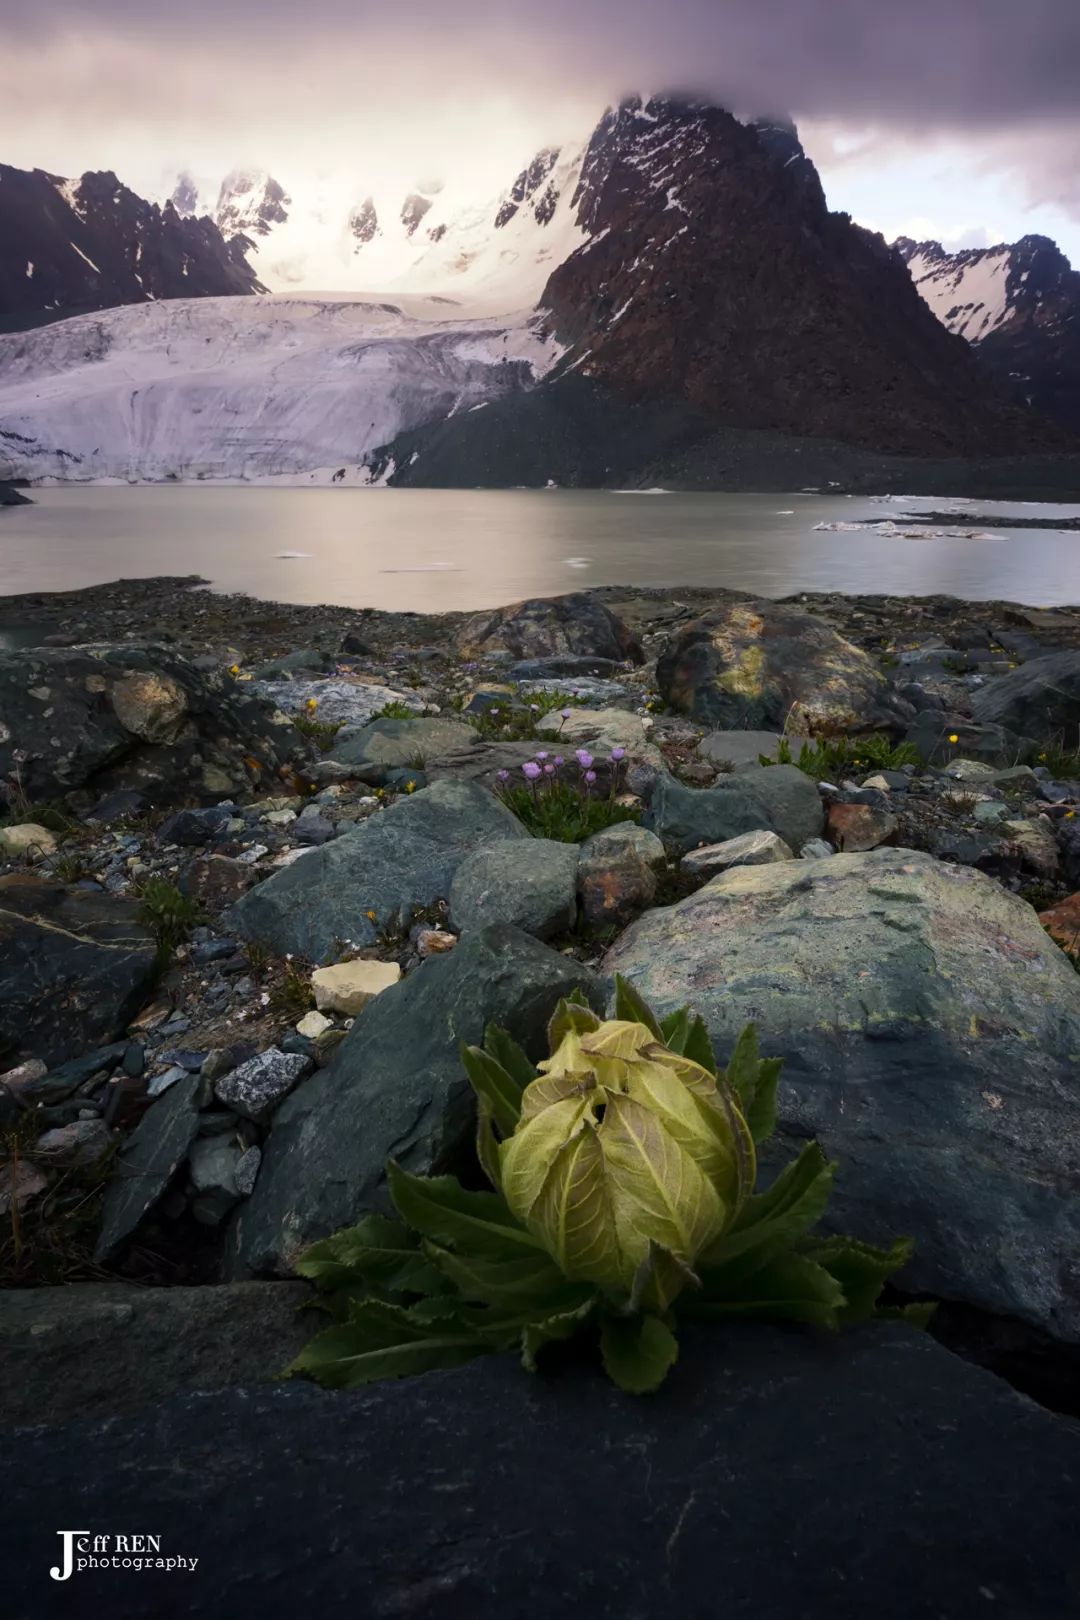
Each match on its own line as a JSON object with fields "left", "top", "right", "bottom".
{"left": 3, "top": 573, "right": 1079, "bottom": 667}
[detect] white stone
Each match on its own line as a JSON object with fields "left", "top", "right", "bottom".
{"left": 681, "top": 829, "right": 794, "bottom": 878}
{"left": 296, "top": 1010, "right": 333, "bottom": 1039}
{"left": 0, "top": 823, "right": 58, "bottom": 859}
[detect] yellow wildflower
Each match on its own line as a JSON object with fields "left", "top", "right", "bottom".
{"left": 229, "top": 664, "right": 240, "bottom": 677}
{"left": 948, "top": 733, "right": 959, "bottom": 744}
{"left": 306, "top": 697, "right": 318, "bottom": 712}
{"left": 406, "top": 780, "right": 417, "bottom": 793}
{"left": 366, "top": 909, "right": 377, "bottom": 921}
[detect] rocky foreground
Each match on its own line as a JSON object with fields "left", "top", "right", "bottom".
{"left": 3, "top": 578, "right": 1080, "bottom": 1614}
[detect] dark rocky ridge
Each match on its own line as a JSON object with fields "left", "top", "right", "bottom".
{"left": 0, "top": 164, "right": 264, "bottom": 333}
{"left": 540, "top": 97, "right": 1064, "bottom": 458}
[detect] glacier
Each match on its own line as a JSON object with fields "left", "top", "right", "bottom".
{"left": 0, "top": 294, "right": 564, "bottom": 483}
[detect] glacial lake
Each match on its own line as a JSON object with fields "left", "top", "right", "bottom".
{"left": 1, "top": 486, "right": 1079, "bottom": 612}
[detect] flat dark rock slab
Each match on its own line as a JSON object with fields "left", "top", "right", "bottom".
{"left": 4, "top": 1324, "right": 1078, "bottom": 1619}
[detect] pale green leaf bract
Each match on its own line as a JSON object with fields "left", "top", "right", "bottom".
{"left": 613, "top": 973, "right": 664, "bottom": 1040}
{"left": 600, "top": 1314, "right": 679, "bottom": 1394}
{"left": 659, "top": 1006, "right": 693, "bottom": 1054}
{"left": 629, "top": 1240, "right": 702, "bottom": 1315}
{"left": 292, "top": 1214, "right": 444, "bottom": 1297}
{"left": 547, "top": 994, "right": 602, "bottom": 1052}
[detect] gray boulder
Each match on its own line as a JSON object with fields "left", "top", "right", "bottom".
{"left": 905, "top": 711, "right": 1032, "bottom": 766}
{"left": 0, "top": 875, "right": 158, "bottom": 1068}
{"left": 228, "top": 927, "right": 600, "bottom": 1277}
{"left": 971, "top": 651, "right": 1080, "bottom": 742}
{"left": 605, "top": 847, "right": 1080, "bottom": 1341}
{"left": 0, "top": 643, "right": 296, "bottom": 803}
{"left": 657, "top": 599, "right": 909, "bottom": 732}
{"left": 454, "top": 591, "right": 644, "bottom": 664}
{"left": 449, "top": 839, "right": 579, "bottom": 939}
{"left": 3, "top": 1324, "right": 1078, "bottom": 1619}
{"left": 644, "top": 765, "right": 824, "bottom": 856}
{"left": 230, "top": 778, "right": 527, "bottom": 960}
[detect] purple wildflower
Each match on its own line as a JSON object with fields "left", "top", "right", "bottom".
{"left": 522, "top": 761, "right": 542, "bottom": 781}
{"left": 536, "top": 751, "right": 549, "bottom": 761}
{"left": 553, "top": 755, "right": 565, "bottom": 767}
{"left": 497, "top": 769, "right": 510, "bottom": 782}
{"left": 610, "top": 746, "right": 626, "bottom": 762}
{"left": 575, "top": 749, "right": 594, "bottom": 770}
{"left": 560, "top": 708, "right": 572, "bottom": 719}
{"left": 543, "top": 763, "right": 555, "bottom": 776}
{"left": 584, "top": 770, "right": 597, "bottom": 785}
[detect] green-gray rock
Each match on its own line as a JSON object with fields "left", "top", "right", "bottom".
{"left": 227, "top": 927, "right": 601, "bottom": 1277}
{"left": 605, "top": 847, "right": 1080, "bottom": 1342}
{"left": 448, "top": 840, "right": 579, "bottom": 939}
{"left": 329, "top": 716, "right": 480, "bottom": 769}
{"left": 230, "top": 778, "right": 526, "bottom": 960}
{"left": 94, "top": 1075, "right": 201, "bottom": 1262}
{"left": 656, "top": 600, "right": 908, "bottom": 732}
{"left": 643, "top": 765, "right": 824, "bottom": 855}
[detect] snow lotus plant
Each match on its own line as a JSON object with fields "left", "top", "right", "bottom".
{"left": 287, "top": 978, "right": 928, "bottom": 1395}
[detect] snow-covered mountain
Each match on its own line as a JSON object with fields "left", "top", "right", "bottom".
{"left": 897, "top": 234, "right": 1080, "bottom": 432}
{"left": 0, "top": 294, "right": 563, "bottom": 482}
{"left": 172, "top": 149, "right": 590, "bottom": 316}
{"left": 0, "top": 165, "right": 263, "bottom": 332}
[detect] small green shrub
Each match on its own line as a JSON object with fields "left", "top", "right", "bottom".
{"left": 135, "top": 877, "right": 201, "bottom": 961}
{"left": 763, "top": 734, "right": 920, "bottom": 782}
{"left": 286, "top": 978, "right": 928, "bottom": 1396}
{"left": 1035, "top": 738, "right": 1080, "bottom": 779}
{"left": 292, "top": 714, "right": 344, "bottom": 752}
{"left": 373, "top": 700, "right": 417, "bottom": 721}
{"left": 268, "top": 961, "right": 316, "bottom": 1021}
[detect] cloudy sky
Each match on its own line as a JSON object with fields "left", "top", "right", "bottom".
{"left": 2, "top": 0, "right": 1079, "bottom": 262}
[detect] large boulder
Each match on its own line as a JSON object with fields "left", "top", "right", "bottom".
{"left": 971, "top": 651, "right": 1080, "bottom": 742}
{"left": 0, "top": 643, "right": 296, "bottom": 804}
{"left": 230, "top": 778, "right": 527, "bottom": 961}
{"left": 448, "top": 839, "right": 579, "bottom": 939}
{"left": 4, "top": 1324, "right": 1078, "bottom": 1619}
{"left": 605, "top": 848, "right": 1080, "bottom": 1341}
{"left": 643, "top": 765, "right": 824, "bottom": 856}
{"left": 454, "top": 591, "right": 644, "bottom": 664}
{"left": 253, "top": 679, "right": 421, "bottom": 738}
{"left": 0, "top": 876, "right": 158, "bottom": 1068}
{"left": 0, "top": 1282, "right": 312, "bottom": 1428}
{"left": 228, "top": 927, "right": 601, "bottom": 1276}
{"left": 657, "top": 600, "right": 908, "bottom": 732}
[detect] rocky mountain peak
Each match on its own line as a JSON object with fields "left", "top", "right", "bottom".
{"left": 215, "top": 169, "right": 291, "bottom": 240}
